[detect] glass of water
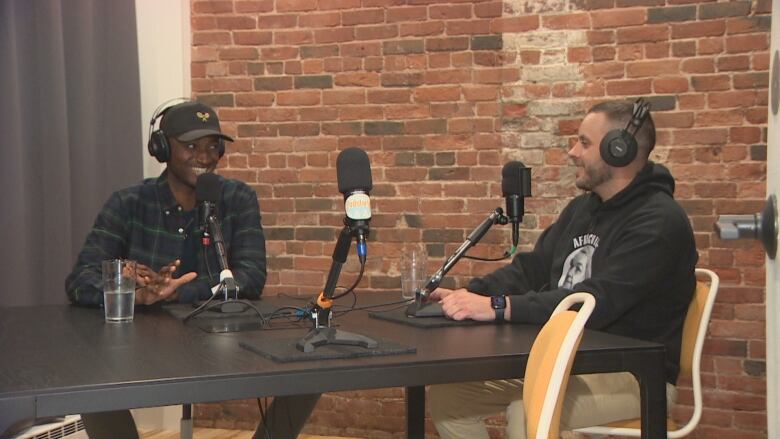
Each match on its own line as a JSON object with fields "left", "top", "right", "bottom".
{"left": 102, "top": 259, "right": 136, "bottom": 323}
{"left": 400, "top": 245, "right": 427, "bottom": 300}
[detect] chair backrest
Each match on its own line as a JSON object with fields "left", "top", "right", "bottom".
{"left": 523, "top": 292, "right": 596, "bottom": 439}
{"left": 673, "top": 268, "right": 719, "bottom": 437}
{"left": 572, "top": 268, "right": 720, "bottom": 438}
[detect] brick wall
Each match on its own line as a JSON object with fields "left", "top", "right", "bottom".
{"left": 190, "top": 0, "right": 772, "bottom": 437}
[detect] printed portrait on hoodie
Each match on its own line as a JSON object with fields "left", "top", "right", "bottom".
{"left": 558, "top": 244, "right": 596, "bottom": 289}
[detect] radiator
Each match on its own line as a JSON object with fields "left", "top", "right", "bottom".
{"left": 8, "top": 416, "right": 87, "bottom": 439}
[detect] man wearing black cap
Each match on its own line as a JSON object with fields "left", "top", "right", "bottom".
{"left": 65, "top": 100, "right": 278, "bottom": 437}
{"left": 66, "top": 100, "right": 266, "bottom": 306}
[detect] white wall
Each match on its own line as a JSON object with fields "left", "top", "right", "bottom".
{"left": 131, "top": 0, "right": 191, "bottom": 430}
{"left": 135, "top": 0, "right": 191, "bottom": 179}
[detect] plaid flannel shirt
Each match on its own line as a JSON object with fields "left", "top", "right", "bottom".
{"left": 65, "top": 171, "right": 266, "bottom": 305}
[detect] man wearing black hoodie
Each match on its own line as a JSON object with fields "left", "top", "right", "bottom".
{"left": 428, "top": 99, "right": 698, "bottom": 439}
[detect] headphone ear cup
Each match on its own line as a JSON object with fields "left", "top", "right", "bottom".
{"left": 600, "top": 129, "right": 637, "bottom": 168}
{"left": 148, "top": 130, "right": 171, "bottom": 163}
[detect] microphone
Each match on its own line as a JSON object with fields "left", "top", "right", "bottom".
{"left": 336, "top": 148, "right": 373, "bottom": 263}
{"left": 501, "top": 161, "right": 532, "bottom": 251}
{"left": 196, "top": 173, "right": 220, "bottom": 247}
{"left": 196, "top": 173, "right": 239, "bottom": 301}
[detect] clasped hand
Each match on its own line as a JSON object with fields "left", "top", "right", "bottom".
{"left": 132, "top": 259, "right": 197, "bottom": 305}
{"left": 428, "top": 288, "right": 496, "bottom": 321}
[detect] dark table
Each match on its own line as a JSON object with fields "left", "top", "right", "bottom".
{"left": 0, "top": 294, "right": 667, "bottom": 438}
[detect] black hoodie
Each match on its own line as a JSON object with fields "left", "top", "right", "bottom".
{"left": 467, "top": 162, "right": 698, "bottom": 384}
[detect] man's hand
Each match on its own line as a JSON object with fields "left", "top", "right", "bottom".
{"left": 427, "top": 287, "right": 466, "bottom": 302}
{"left": 134, "top": 260, "right": 197, "bottom": 305}
{"left": 440, "top": 290, "right": 496, "bottom": 321}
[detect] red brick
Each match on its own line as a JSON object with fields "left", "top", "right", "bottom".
{"left": 299, "top": 12, "right": 340, "bottom": 28}
{"left": 475, "top": 2, "right": 502, "bottom": 18}
{"left": 673, "top": 20, "right": 726, "bottom": 38}
{"left": 542, "top": 13, "right": 590, "bottom": 29}
{"left": 645, "top": 42, "right": 670, "bottom": 59}
{"left": 446, "top": 19, "right": 491, "bottom": 35}
{"left": 490, "top": 16, "right": 540, "bottom": 33}
{"left": 413, "top": 86, "right": 460, "bottom": 102}
{"left": 681, "top": 58, "right": 715, "bottom": 74}
{"left": 368, "top": 89, "right": 411, "bottom": 103}
{"left": 695, "top": 110, "right": 744, "bottom": 127}
{"left": 343, "top": 8, "right": 385, "bottom": 26}
{"left": 356, "top": 25, "right": 399, "bottom": 41}
{"left": 260, "top": 47, "right": 298, "bottom": 60}
{"left": 424, "top": 69, "right": 471, "bottom": 84}
{"left": 626, "top": 59, "right": 680, "bottom": 77}
{"left": 617, "top": 24, "right": 669, "bottom": 43}
{"left": 606, "top": 78, "right": 652, "bottom": 95}
{"left": 276, "top": 0, "right": 316, "bottom": 12}
{"left": 276, "top": 90, "right": 321, "bottom": 106}
{"left": 220, "top": 47, "right": 259, "bottom": 60}
{"left": 474, "top": 68, "right": 519, "bottom": 84}
{"left": 334, "top": 72, "right": 380, "bottom": 86}
{"left": 400, "top": 21, "right": 445, "bottom": 37}
{"left": 234, "top": 1, "right": 274, "bottom": 13}
{"left": 691, "top": 74, "right": 731, "bottom": 91}
{"left": 430, "top": 4, "right": 471, "bottom": 20}
{"left": 653, "top": 77, "right": 689, "bottom": 93}
{"left": 315, "top": 28, "right": 354, "bottom": 44}
{"left": 216, "top": 16, "right": 256, "bottom": 30}
{"left": 673, "top": 128, "right": 728, "bottom": 145}
{"left": 726, "top": 34, "right": 770, "bottom": 53}
{"left": 698, "top": 37, "right": 724, "bottom": 54}
{"left": 568, "top": 47, "right": 593, "bottom": 63}
{"left": 193, "top": 31, "right": 232, "bottom": 46}
{"left": 591, "top": 8, "right": 646, "bottom": 29}
{"left": 587, "top": 30, "right": 614, "bottom": 45}
{"left": 193, "top": 1, "right": 234, "bottom": 13}
{"left": 236, "top": 93, "right": 274, "bottom": 107}
{"left": 386, "top": 6, "right": 426, "bottom": 22}
{"left": 258, "top": 14, "right": 297, "bottom": 29}
{"left": 318, "top": 0, "right": 360, "bottom": 9}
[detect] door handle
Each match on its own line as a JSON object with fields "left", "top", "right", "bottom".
{"left": 715, "top": 194, "right": 777, "bottom": 259}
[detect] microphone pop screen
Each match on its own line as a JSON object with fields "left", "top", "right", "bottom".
{"left": 337, "top": 148, "right": 373, "bottom": 221}
{"left": 196, "top": 173, "right": 221, "bottom": 204}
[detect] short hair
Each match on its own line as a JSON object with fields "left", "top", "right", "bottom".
{"left": 587, "top": 99, "right": 656, "bottom": 159}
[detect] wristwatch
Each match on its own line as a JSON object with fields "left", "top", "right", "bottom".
{"left": 490, "top": 295, "right": 507, "bottom": 322}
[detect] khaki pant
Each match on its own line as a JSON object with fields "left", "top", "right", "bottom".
{"left": 429, "top": 372, "right": 677, "bottom": 439}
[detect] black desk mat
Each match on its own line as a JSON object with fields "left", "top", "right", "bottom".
{"left": 239, "top": 333, "right": 416, "bottom": 363}
{"left": 369, "top": 307, "right": 486, "bottom": 328}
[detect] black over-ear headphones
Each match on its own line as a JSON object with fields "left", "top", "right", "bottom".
{"left": 147, "top": 98, "right": 226, "bottom": 163}
{"left": 599, "top": 98, "right": 651, "bottom": 168}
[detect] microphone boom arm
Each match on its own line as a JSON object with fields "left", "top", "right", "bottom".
{"left": 414, "top": 207, "right": 507, "bottom": 309}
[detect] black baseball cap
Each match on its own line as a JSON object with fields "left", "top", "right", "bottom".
{"left": 160, "top": 101, "right": 234, "bottom": 143}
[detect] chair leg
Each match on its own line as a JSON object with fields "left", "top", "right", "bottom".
{"left": 180, "top": 404, "right": 193, "bottom": 439}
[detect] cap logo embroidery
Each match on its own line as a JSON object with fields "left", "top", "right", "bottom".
{"left": 196, "top": 112, "right": 210, "bottom": 122}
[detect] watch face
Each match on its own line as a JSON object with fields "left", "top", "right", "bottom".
{"left": 491, "top": 295, "right": 506, "bottom": 309}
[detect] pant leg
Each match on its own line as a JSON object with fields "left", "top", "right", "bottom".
{"left": 81, "top": 410, "right": 139, "bottom": 439}
{"left": 430, "top": 373, "right": 677, "bottom": 439}
{"left": 506, "top": 372, "right": 675, "bottom": 438}
{"left": 429, "top": 379, "right": 525, "bottom": 439}
{"left": 252, "top": 393, "right": 321, "bottom": 439}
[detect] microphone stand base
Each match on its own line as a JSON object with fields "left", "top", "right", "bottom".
{"left": 405, "top": 301, "right": 444, "bottom": 318}
{"left": 218, "top": 300, "right": 246, "bottom": 313}
{"left": 296, "top": 327, "right": 378, "bottom": 353}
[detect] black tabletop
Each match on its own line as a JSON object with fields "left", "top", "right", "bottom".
{"left": 0, "top": 293, "right": 666, "bottom": 437}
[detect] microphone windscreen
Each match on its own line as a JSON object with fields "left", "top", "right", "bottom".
{"left": 337, "top": 147, "right": 373, "bottom": 194}
{"left": 196, "top": 173, "right": 221, "bottom": 203}
{"left": 501, "top": 161, "right": 532, "bottom": 197}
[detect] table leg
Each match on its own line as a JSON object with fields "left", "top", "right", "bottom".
{"left": 406, "top": 386, "right": 425, "bottom": 439}
{"left": 629, "top": 350, "right": 668, "bottom": 439}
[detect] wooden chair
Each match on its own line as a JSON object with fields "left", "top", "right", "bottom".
{"left": 575, "top": 268, "right": 720, "bottom": 438}
{"left": 524, "top": 292, "right": 596, "bottom": 439}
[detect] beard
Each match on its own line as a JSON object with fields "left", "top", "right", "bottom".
{"left": 575, "top": 160, "right": 612, "bottom": 192}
